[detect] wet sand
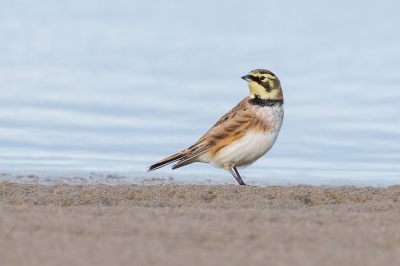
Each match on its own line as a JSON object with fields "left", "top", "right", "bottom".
{"left": 1, "top": 181, "right": 400, "bottom": 266}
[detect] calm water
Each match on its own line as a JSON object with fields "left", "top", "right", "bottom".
{"left": 0, "top": 0, "right": 399, "bottom": 186}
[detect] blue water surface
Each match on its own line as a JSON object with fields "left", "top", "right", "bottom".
{"left": 0, "top": 0, "right": 399, "bottom": 186}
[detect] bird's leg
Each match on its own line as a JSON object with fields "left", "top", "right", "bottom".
{"left": 233, "top": 167, "right": 248, "bottom": 186}
{"left": 227, "top": 168, "right": 247, "bottom": 186}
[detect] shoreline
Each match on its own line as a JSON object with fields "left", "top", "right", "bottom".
{"left": 1, "top": 182, "right": 400, "bottom": 266}
{"left": 1, "top": 181, "right": 399, "bottom": 207}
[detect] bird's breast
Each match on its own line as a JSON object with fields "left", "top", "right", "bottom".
{"left": 253, "top": 104, "right": 284, "bottom": 133}
{"left": 199, "top": 104, "right": 284, "bottom": 168}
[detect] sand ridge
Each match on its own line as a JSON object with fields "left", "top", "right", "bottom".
{"left": 1, "top": 181, "right": 400, "bottom": 266}
{"left": 1, "top": 181, "right": 400, "bottom": 208}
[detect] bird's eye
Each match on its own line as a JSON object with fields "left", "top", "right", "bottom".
{"left": 260, "top": 76, "right": 265, "bottom": 81}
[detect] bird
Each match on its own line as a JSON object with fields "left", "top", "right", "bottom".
{"left": 147, "top": 69, "right": 284, "bottom": 185}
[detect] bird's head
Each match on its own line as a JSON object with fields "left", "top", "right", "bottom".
{"left": 241, "top": 69, "right": 283, "bottom": 100}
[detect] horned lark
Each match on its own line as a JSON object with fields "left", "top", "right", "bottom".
{"left": 148, "top": 69, "right": 284, "bottom": 185}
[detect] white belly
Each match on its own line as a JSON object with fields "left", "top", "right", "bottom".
{"left": 198, "top": 104, "right": 284, "bottom": 169}
{"left": 208, "top": 130, "right": 280, "bottom": 168}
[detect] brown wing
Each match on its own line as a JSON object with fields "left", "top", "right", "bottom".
{"left": 171, "top": 97, "right": 256, "bottom": 169}
{"left": 148, "top": 97, "right": 261, "bottom": 171}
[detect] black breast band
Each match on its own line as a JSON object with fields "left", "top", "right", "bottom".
{"left": 249, "top": 95, "right": 284, "bottom": 107}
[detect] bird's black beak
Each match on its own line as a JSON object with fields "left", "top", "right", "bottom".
{"left": 241, "top": 75, "right": 252, "bottom": 82}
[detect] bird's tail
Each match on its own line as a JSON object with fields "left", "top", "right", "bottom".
{"left": 147, "top": 151, "right": 187, "bottom": 172}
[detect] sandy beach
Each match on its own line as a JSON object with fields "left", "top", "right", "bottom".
{"left": 1, "top": 181, "right": 400, "bottom": 266}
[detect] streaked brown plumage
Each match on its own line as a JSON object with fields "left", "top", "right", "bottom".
{"left": 148, "top": 69, "right": 284, "bottom": 185}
